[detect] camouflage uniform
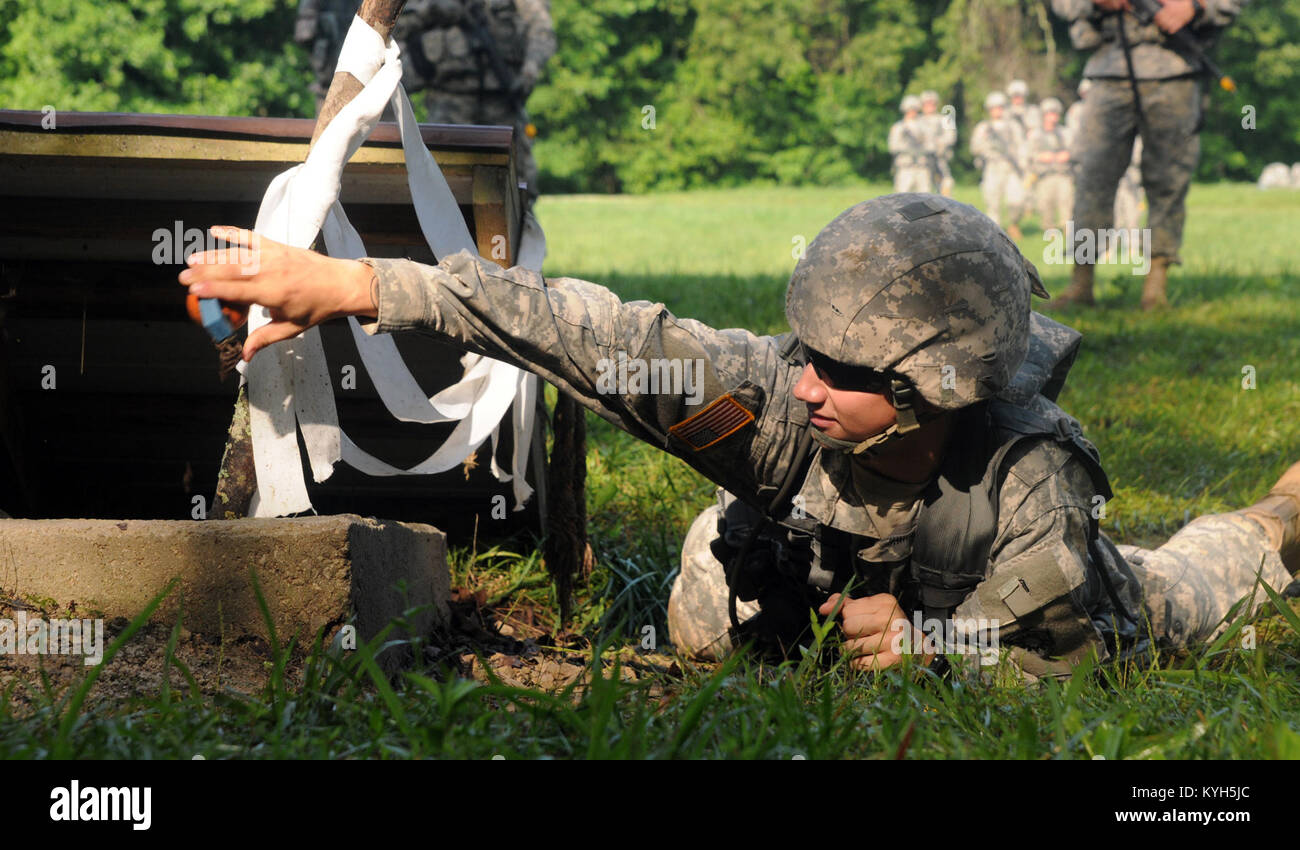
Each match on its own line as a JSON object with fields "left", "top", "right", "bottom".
{"left": 1113, "top": 135, "right": 1145, "bottom": 233}
{"left": 888, "top": 97, "right": 933, "bottom": 194}
{"left": 1051, "top": 0, "right": 1248, "bottom": 264}
{"left": 393, "top": 0, "right": 556, "bottom": 203}
{"left": 352, "top": 194, "right": 1295, "bottom": 682}
{"left": 971, "top": 93, "right": 1028, "bottom": 231}
{"left": 920, "top": 91, "right": 956, "bottom": 196}
{"left": 1257, "top": 162, "right": 1294, "bottom": 190}
{"left": 1064, "top": 79, "right": 1091, "bottom": 133}
{"left": 1006, "top": 80, "right": 1042, "bottom": 141}
{"left": 1027, "top": 100, "right": 1074, "bottom": 233}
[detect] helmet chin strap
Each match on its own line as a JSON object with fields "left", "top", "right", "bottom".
{"left": 809, "top": 378, "right": 926, "bottom": 457}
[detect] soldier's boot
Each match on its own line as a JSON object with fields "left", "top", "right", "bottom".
{"left": 1237, "top": 461, "right": 1300, "bottom": 575}
{"left": 1140, "top": 257, "right": 1171, "bottom": 311}
{"left": 1048, "top": 263, "right": 1095, "bottom": 308}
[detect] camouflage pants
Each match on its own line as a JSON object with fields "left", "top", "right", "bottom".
{"left": 1113, "top": 165, "right": 1145, "bottom": 233}
{"left": 668, "top": 502, "right": 1293, "bottom": 663}
{"left": 1072, "top": 77, "right": 1201, "bottom": 263}
{"left": 893, "top": 166, "right": 932, "bottom": 195}
{"left": 979, "top": 162, "right": 1026, "bottom": 228}
{"left": 1034, "top": 173, "right": 1074, "bottom": 233}
{"left": 424, "top": 90, "right": 539, "bottom": 202}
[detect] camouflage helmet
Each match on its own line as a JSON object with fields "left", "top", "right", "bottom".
{"left": 900, "top": 94, "right": 922, "bottom": 113}
{"left": 984, "top": 91, "right": 1007, "bottom": 110}
{"left": 1007, "top": 79, "right": 1029, "bottom": 98}
{"left": 785, "top": 194, "right": 1048, "bottom": 451}
{"left": 1041, "top": 97, "right": 1064, "bottom": 115}
{"left": 920, "top": 90, "right": 940, "bottom": 104}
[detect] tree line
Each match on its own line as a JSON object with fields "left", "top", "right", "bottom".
{"left": 1, "top": 0, "right": 1294, "bottom": 193}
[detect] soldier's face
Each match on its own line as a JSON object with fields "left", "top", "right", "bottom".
{"left": 793, "top": 362, "right": 898, "bottom": 442}
{"left": 989, "top": 106, "right": 1004, "bottom": 120}
{"left": 922, "top": 101, "right": 937, "bottom": 114}
{"left": 1044, "top": 112, "right": 1059, "bottom": 129}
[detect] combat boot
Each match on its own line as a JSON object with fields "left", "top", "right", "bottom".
{"left": 1141, "top": 257, "right": 1171, "bottom": 311}
{"left": 1048, "top": 263, "right": 1095, "bottom": 308}
{"left": 1238, "top": 461, "right": 1300, "bottom": 575}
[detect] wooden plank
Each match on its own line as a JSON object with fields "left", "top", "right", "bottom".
{"left": 0, "top": 155, "right": 479, "bottom": 203}
{"left": 0, "top": 109, "right": 515, "bottom": 152}
{"left": 472, "top": 165, "right": 514, "bottom": 266}
{"left": 0, "top": 129, "right": 508, "bottom": 167}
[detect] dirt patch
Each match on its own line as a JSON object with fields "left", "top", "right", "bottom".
{"left": 0, "top": 586, "right": 682, "bottom": 715}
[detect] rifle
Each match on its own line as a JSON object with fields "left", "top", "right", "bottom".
{"left": 1127, "top": 0, "right": 1236, "bottom": 93}
{"left": 985, "top": 125, "right": 1024, "bottom": 179}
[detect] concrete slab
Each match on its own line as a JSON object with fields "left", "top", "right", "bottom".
{"left": 0, "top": 515, "right": 449, "bottom": 665}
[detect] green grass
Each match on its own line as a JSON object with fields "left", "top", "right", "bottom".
{"left": 3, "top": 182, "right": 1299, "bottom": 759}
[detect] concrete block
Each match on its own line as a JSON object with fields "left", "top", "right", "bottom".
{"left": 0, "top": 515, "right": 449, "bottom": 662}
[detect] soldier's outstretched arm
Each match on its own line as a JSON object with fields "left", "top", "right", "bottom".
{"left": 180, "top": 228, "right": 808, "bottom": 499}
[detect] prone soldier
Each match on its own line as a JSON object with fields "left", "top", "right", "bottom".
{"left": 180, "top": 194, "right": 1300, "bottom": 682}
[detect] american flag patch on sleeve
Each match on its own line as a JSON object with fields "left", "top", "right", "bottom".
{"left": 669, "top": 393, "right": 755, "bottom": 450}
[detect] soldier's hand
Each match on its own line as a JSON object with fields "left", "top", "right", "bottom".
{"left": 819, "top": 592, "right": 930, "bottom": 671}
{"left": 179, "top": 226, "right": 376, "bottom": 362}
{"left": 1092, "top": 0, "right": 1131, "bottom": 11}
{"left": 1153, "top": 0, "right": 1196, "bottom": 32}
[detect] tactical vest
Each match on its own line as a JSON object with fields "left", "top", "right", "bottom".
{"left": 732, "top": 315, "right": 1133, "bottom": 640}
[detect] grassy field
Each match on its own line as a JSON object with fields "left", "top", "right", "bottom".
{"left": 3, "top": 183, "right": 1299, "bottom": 760}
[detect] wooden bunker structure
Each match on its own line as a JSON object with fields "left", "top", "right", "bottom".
{"left": 0, "top": 109, "right": 551, "bottom": 543}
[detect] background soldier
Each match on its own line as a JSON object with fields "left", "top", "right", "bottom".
{"left": 1049, "top": 0, "right": 1248, "bottom": 310}
{"left": 920, "top": 90, "right": 957, "bottom": 196}
{"left": 887, "top": 95, "right": 933, "bottom": 194}
{"left": 393, "top": 0, "right": 556, "bottom": 205}
{"left": 971, "top": 91, "right": 1028, "bottom": 238}
{"left": 1065, "top": 78, "right": 1091, "bottom": 131}
{"left": 1028, "top": 98, "right": 1074, "bottom": 233}
{"left": 1006, "top": 79, "right": 1041, "bottom": 139}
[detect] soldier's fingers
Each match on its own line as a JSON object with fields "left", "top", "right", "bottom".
{"left": 208, "top": 225, "right": 260, "bottom": 252}
{"left": 840, "top": 610, "right": 897, "bottom": 639}
{"left": 244, "top": 320, "right": 305, "bottom": 362}
{"left": 181, "top": 278, "right": 262, "bottom": 306}
{"left": 817, "top": 593, "right": 844, "bottom": 617}
{"left": 850, "top": 651, "right": 902, "bottom": 672}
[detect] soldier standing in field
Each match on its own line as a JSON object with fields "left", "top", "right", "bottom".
{"left": 920, "top": 90, "right": 956, "bottom": 197}
{"left": 971, "top": 92, "right": 1028, "bottom": 239}
{"left": 393, "top": 0, "right": 556, "bottom": 206}
{"left": 888, "top": 96, "right": 933, "bottom": 194}
{"left": 1049, "top": 0, "right": 1247, "bottom": 310}
{"left": 182, "top": 194, "right": 1300, "bottom": 681}
{"left": 1065, "top": 78, "right": 1091, "bottom": 132}
{"left": 1028, "top": 98, "right": 1074, "bottom": 233}
{"left": 1006, "top": 79, "right": 1042, "bottom": 139}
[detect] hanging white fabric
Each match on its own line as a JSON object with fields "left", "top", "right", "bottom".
{"left": 242, "top": 14, "right": 539, "bottom": 518}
